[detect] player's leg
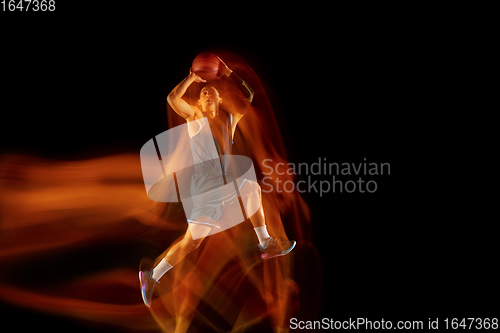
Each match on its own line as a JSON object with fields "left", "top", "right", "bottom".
{"left": 139, "top": 223, "right": 211, "bottom": 307}
{"left": 162, "top": 224, "right": 210, "bottom": 266}
{"left": 151, "top": 223, "right": 211, "bottom": 280}
{"left": 239, "top": 180, "right": 296, "bottom": 259}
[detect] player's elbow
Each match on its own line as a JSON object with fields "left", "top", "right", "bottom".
{"left": 167, "top": 95, "right": 192, "bottom": 120}
{"left": 166, "top": 94, "right": 180, "bottom": 111}
{"left": 166, "top": 95, "right": 180, "bottom": 115}
{"left": 166, "top": 94, "right": 175, "bottom": 108}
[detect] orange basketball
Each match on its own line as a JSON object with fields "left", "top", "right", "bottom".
{"left": 191, "top": 52, "right": 220, "bottom": 82}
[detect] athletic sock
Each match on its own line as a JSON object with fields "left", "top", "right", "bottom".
{"left": 151, "top": 258, "right": 173, "bottom": 282}
{"left": 254, "top": 225, "right": 271, "bottom": 248}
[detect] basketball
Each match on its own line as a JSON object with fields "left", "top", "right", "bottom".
{"left": 191, "top": 52, "right": 220, "bottom": 82}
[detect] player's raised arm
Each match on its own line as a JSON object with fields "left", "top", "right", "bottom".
{"left": 167, "top": 71, "right": 206, "bottom": 121}
{"left": 217, "top": 56, "right": 254, "bottom": 103}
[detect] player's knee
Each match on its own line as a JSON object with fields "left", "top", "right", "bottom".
{"left": 242, "top": 180, "right": 261, "bottom": 198}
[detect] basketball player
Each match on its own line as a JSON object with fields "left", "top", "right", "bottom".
{"left": 139, "top": 56, "right": 296, "bottom": 308}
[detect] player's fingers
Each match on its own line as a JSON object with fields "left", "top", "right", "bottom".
{"left": 190, "top": 71, "right": 206, "bottom": 82}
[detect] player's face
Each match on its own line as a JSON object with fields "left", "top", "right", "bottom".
{"left": 198, "top": 87, "right": 222, "bottom": 110}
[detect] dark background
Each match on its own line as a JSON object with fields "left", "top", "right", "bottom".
{"left": 1, "top": 5, "right": 496, "bottom": 332}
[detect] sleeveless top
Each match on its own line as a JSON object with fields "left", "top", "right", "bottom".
{"left": 188, "top": 111, "right": 233, "bottom": 193}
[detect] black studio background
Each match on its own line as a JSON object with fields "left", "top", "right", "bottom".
{"left": 1, "top": 5, "right": 496, "bottom": 332}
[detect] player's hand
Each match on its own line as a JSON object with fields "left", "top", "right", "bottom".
{"left": 216, "top": 55, "right": 233, "bottom": 77}
{"left": 188, "top": 69, "right": 207, "bottom": 83}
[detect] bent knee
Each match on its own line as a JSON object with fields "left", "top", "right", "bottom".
{"left": 241, "top": 180, "right": 261, "bottom": 197}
